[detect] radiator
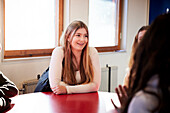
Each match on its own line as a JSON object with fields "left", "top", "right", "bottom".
{"left": 20, "top": 79, "right": 38, "bottom": 94}
{"left": 99, "top": 66, "right": 118, "bottom": 93}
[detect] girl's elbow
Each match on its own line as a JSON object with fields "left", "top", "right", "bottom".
{"left": 93, "top": 83, "right": 100, "bottom": 91}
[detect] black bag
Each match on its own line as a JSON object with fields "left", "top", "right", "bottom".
{"left": 34, "top": 67, "right": 52, "bottom": 92}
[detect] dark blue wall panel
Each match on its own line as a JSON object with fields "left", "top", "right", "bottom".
{"left": 149, "top": 0, "right": 170, "bottom": 24}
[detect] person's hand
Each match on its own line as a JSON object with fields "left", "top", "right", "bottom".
{"left": 111, "top": 85, "right": 128, "bottom": 109}
{"left": 52, "top": 85, "right": 67, "bottom": 94}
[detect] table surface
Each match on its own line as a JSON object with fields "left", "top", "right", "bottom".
{"left": 7, "top": 91, "right": 120, "bottom": 113}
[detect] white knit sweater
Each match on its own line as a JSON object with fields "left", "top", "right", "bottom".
{"left": 49, "top": 47, "right": 101, "bottom": 94}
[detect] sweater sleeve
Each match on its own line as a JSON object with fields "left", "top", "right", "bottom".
{"left": 0, "top": 72, "right": 18, "bottom": 107}
{"left": 66, "top": 47, "right": 101, "bottom": 94}
{"left": 49, "top": 47, "right": 65, "bottom": 89}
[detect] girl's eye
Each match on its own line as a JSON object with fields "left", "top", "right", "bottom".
{"left": 76, "top": 34, "right": 80, "bottom": 37}
{"left": 84, "top": 35, "right": 88, "bottom": 38}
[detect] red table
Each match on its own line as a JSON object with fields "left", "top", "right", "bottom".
{"left": 7, "top": 91, "right": 120, "bottom": 113}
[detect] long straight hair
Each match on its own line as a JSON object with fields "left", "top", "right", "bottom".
{"left": 61, "top": 20, "right": 94, "bottom": 85}
{"left": 122, "top": 13, "right": 170, "bottom": 113}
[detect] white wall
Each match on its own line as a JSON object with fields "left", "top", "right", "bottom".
{"left": 0, "top": 0, "right": 149, "bottom": 89}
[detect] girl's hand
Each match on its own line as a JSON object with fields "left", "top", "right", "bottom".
{"left": 111, "top": 85, "right": 128, "bottom": 109}
{"left": 116, "top": 85, "right": 128, "bottom": 105}
{"left": 52, "top": 85, "right": 67, "bottom": 94}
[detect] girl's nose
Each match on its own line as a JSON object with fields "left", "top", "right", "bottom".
{"left": 80, "top": 36, "right": 85, "bottom": 41}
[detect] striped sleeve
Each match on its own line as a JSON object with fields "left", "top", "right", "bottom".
{"left": 0, "top": 72, "right": 18, "bottom": 107}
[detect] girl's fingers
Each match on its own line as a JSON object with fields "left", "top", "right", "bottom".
{"left": 123, "top": 86, "right": 128, "bottom": 94}
{"left": 119, "top": 85, "right": 127, "bottom": 97}
{"left": 119, "top": 85, "right": 124, "bottom": 95}
{"left": 111, "top": 99, "right": 118, "bottom": 109}
{"left": 115, "top": 88, "right": 121, "bottom": 100}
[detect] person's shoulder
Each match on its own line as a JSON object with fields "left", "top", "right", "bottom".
{"left": 53, "top": 46, "right": 64, "bottom": 51}
{"left": 0, "top": 71, "right": 8, "bottom": 80}
{"left": 0, "top": 71, "right": 3, "bottom": 75}
{"left": 89, "top": 47, "right": 98, "bottom": 55}
{"left": 0, "top": 71, "right": 6, "bottom": 83}
{"left": 135, "top": 90, "right": 158, "bottom": 104}
{"left": 52, "top": 46, "right": 64, "bottom": 54}
{"left": 128, "top": 90, "right": 159, "bottom": 113}
{"left": 51, "top": 46, "right": 64, "bottom": 59}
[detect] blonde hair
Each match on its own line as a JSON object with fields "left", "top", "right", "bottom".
{"left": 61, "top": 20, "right": 94, "bottom": 85}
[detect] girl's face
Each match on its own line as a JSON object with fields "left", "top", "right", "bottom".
{"left": 138, "top": 30, "right": 147, "bottom": 43}
{"left": 69, "top": 28, "right": 88, "bottom": 52}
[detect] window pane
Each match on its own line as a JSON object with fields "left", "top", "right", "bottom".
{"left": 5, "top": 0, "right": 55, "bottom": 50}
{"left": 89, "top": 0, "right": 117, "bottom": 47}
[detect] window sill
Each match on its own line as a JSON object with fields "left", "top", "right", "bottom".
{"left": 98, "top": 49, "right": 126, "bottom": 55}
{"left": 2, "top": 56, "right": 51, "bottom": 63}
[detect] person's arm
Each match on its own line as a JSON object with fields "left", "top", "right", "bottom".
{"left": 0, "top": 72, "right": 18, "bottom": 98}
{"left": 65, "top": 47, "right": 101, "bottom": 94}
{"left": 0, "top": 72, "right": 18, "bottom": 108}
{"left": 49, "top": 47, "right": 65, "bottom": 90}
{"left": 127, "top": 90, "right": 159, "bottom": 113}
{"left": 0, "top": 97, "right": 11, "bottom": 109}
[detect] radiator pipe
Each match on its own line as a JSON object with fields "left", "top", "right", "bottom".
{"left": 106, "top": 64, "right": 111, "bottom": 92}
